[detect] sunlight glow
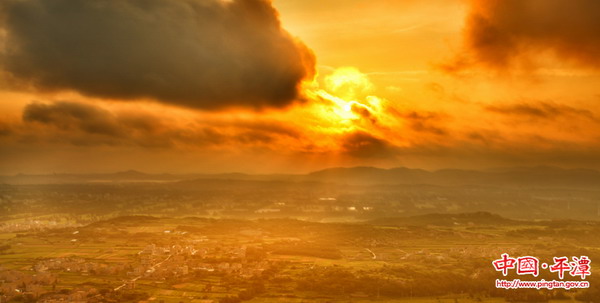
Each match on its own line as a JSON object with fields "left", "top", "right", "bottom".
{"left": 303, "top": 67, "right": 386, "bottom": 134}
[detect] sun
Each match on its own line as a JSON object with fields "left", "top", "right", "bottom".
{"left": 303, "top": 67, "right": 384, "bottom": 131}
{"left": 324, "top": 67, "right": 374, "bottom": 101}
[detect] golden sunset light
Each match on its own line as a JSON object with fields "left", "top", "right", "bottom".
{"left": 1, "top": 1, "right": 600, "bottom": 302}
{"left": 0, "top": 0, "right": 599, "bottom": 174}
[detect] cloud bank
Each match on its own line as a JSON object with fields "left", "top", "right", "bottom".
{"left": 18, "top": 101, "right": 303, "bottom": 148}
{"left": 0, "top": 0, "right": 315, "bottom": 109}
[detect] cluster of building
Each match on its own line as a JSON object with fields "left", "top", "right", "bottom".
{"left": 130, "top": 243, "right": 272, "bottom": 281}
{"left": 17, "top": 238, "right": 274, "bottom": 302}
{"left": 34, "top": 257, "right": 128, "bottom": 276}
{"left": 0, "top": 267, "right": 57, "bottom": 302}
{"left": 38, "top": 288, "right": 98, "bottom": 303}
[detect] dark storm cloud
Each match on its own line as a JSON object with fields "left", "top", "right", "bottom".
{"left": 444, "top": 0, "right": 600, "bottom": 71}
{"left": 23, "top": 102, "right": 123, "bottom": 136}
{"left": 220, "top": 120, "right": 301, "bottom": 139}
{"left": 19, "top": 101, "right": 301, "bottom": 147}
{"left": 350, "top": 103, "right": 378, "bottom": 125}
{"left": 485, "top": 102, "right": 597, "bottom": 121}
{"left": 0, "top": 0, "right": 315, "bottom": 109}
{"left": 341, "top": 132, "right": 398, "bottom": 158}
{"left": 390, "top": 109, "right": 448, "bottom": 136}
{"left": 0, "top": 121, "right": 12, "bottom": 137}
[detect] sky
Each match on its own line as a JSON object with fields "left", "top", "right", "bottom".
{"left": 0, "top": 0, "right": 599, "bottom": 174}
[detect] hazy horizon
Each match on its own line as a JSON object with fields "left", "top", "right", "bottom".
{"left": 3, "top": 163, "right": 600, "bottom": 177}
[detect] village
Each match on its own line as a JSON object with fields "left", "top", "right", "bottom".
{"left": 0, "top": 234, "right": 276, "bottom": 303}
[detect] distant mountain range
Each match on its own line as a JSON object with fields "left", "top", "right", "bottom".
{"left": 304, "top": 166, "right": 600, "bottom": 188}
{"left": 1, "top": 166, "right": 599, "bottom": 188}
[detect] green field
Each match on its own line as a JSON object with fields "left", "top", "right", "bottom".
{"left": 0, "top": 214, "right": 598, "bottom": 302}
